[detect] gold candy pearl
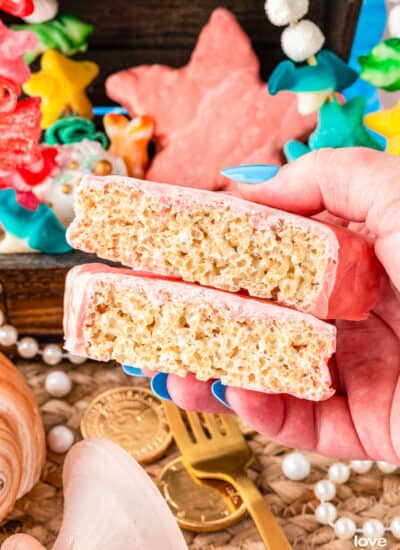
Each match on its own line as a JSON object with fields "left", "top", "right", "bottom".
{"left": 93, "top": 159, "right": 112, "bottom": 176}
{"left": 68, "top": 161, "right": 79, "bottom": 170}
{"left": 62, "top": 184, "right": 73, "bottom": 195}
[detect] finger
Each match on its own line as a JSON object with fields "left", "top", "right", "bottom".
{"left": 166, "top": 372, "right": 231, "bottom": 414}
{"left": 226, "top": 388, "right": 369, "bottom": 460}
{"left": 235, "top": 148, "right": 400, "bottom": 290}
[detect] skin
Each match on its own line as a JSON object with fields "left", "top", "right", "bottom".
{"left": 155, "top": 148, "right": 400, "bottom": 462}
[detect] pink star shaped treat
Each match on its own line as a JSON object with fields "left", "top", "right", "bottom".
{"left": 106, "top": 8, "right": 315, "bottom": 190}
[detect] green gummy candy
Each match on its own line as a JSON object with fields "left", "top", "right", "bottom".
{"left": 45, "top": 116, "right": 109, "bottom": 148}
{"left": 12, "top": 14, "right": 94, "bottom": 64}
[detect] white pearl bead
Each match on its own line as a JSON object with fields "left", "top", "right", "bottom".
{"left": 389, "top": 5, "right": 400, "bottom": 37}
{"left": 281, "top": 20, "right": 325, "bottom": 62}
{"left": 17, "top": 337, "right": 39, "bottom": 359}
{"left": 67, "top": 353, "right": 86, "bottom": 365}
{"left": 24, "top": 0, "right": 58, "bottom": 23}
{"left": 390, "top": 516, "right": 400, "bottom": 539}
{"left": 281, "top": 452, "right": 310, "bottom": 481}
{"left": 314, "top": 480, "right": 336, "bottom": 502}
{"left": 47, "top": 425, "right": 74, "bottom": 454}
{"left": 315, "top": 502, "right": 337, "bottom": 525}
{"left": 350, "top": 460, "right": 373, "bottom": 474}
{"left": 328, "top": 462, "right": 351, "bottom": 484}
{"left": 42, "top": 344, "right": 63, "bottom": 365}
{"left": 377, "top": 461, "right": 398, "bottom": 474}
{"left": 334, "top": 517, "right": 356, "bottom": 540}
{"left": 264, "top": 0, "right": 309, "bottom": 26}
{"left": 0, "top": 324, "right": 18, "bottom": 346}
{"left": 0, "top": 310, "right": 5, "bottom": 326}
{"left": 45, "top": 371, "right": 72, "bottom": 397}
{"left": 362, "top": 519, "right": 385, "bottom": 538}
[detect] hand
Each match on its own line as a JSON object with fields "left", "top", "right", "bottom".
{"left": 144, "top": 148, "right": 400, "bottom": 462}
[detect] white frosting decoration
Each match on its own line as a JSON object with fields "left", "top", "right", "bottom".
{"left": 24, "top": 0, "right": 59, "bottom": 23}
{"left": 265, "top": 0, "right": 309, "bottom": 26}
{"left": 389, "top": 4, "right": 400, "bottom": 37}
{"left": 281, "top": 20, "right": 325, "bottom": 62}
{"left": 34, "top": 140, "right": 127, "bottom": 228}
{"left": 296, "top": 90, "right": 332, "bottom": 115}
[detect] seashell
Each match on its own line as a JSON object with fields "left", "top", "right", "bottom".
{"left": 0, "top": 352, "right": 45, "bottom": 522}
{"left": 3, "top": 438, "right": 187, "bottom": 550}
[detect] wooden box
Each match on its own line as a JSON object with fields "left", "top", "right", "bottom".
{"left": 0, "top": 0, "right": 362, "bottom": 335}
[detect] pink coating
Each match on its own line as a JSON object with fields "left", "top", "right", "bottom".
{"left": 68, "top": 175, "right": 382, "bottom": 320}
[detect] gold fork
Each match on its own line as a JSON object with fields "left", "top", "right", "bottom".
{"left": 163, "top": 402, "right": 292, "bottom": 549}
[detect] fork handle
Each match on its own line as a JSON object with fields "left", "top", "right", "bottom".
{"left": 228, "top": 473, "right": 292, "bottom": 550}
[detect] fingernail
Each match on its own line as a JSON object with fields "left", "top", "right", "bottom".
{"left": 122, "top": 365, "right": 146, "bottom": 377}
{"left": 220, "top": 164, "right": 280, "bottom": 184}
{"left": 151, "top": 372, "right": 172, "bottom": 402}
{"left": 211, "top": 381, "right": 231, "bottom": 409}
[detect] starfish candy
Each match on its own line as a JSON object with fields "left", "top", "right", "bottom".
{"left": 23, "top": 49, "right": 99, "bottom": 128}
{"left": 106, "top": 8, "right": 315, "bottom": 189}
{"left": 0, "top": 20, "right": 37, "bottom": 106}
{"left": 103, "top": 113, "right": 154, "bottom": 178}
{"left": 364, "top": 99, "right": 400, "bottom": 155}
{"left": 285, "top": 97, "right": 383, "bottom": 162}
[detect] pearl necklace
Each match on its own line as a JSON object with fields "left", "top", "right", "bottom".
{"left": 0, "top": 309, "right": 85, "bottom": 366}
{"left": 0, "top": 309, "right": 85, "bottom": 455}
{"left": 282, "top": 451, "right": 400, "bottom": 541}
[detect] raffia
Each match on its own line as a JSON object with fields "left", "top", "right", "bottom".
{"left": 0, "top": 357, "right": 399, "bottom": 550}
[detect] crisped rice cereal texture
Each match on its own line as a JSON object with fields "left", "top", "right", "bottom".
{"left": 67, "top": 175, "right": 381, "bottom": 320}
{"left": 64, "top": 264, "right": 336, "bottom": 402}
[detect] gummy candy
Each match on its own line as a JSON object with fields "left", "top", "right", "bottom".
{"left": 24, "top": 49, "right": 99, "bottom": 128}
{"left": 103, "top": 114, "right": 154, "bottom": 178}
{"left": 0, "top": 98, "right": 42, "bottom": 170}
{"left": 0, "top": 77, "right": 19, "bottom": 113}
{"left": 13, "top": 14, "right": 93, "bottom": 64}
{"left": 0, "top": 0, "right": 33, "bottom": 17}
{"left": 0, "top": 21, "right": 37, "bottom": 87}
{"left": 17, "top": 146, "right": 58, "bottom": 186}
{"left": 45, "top": 116, "right": 108, "bottom": 148}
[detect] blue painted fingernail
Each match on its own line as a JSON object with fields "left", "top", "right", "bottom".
{"left": 122, "top": 365, "right": 145, "bottom": 377}
{"left": 220, "top": 164, "right": 280, "bottom": 184}
{"left": 151, "top": 373, "right": 172, "bottom": 402}
{"left": 211, "top": 381, "right": 231, "bottom": 409}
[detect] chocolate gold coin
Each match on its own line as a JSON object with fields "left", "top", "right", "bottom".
{"left": 80, "top": 386, "right": 172, "bottom": 464}
{"left": 158, "top": 457, "right": 246, "bottom": 532}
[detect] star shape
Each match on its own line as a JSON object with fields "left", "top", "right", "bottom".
{"left": 285, "top": 97, "right": 383, "bottom": 162}
{"left": 364, "top": 100, "right": 400, "bottom": 154}
{"left": 103, "top": 113, "right": 154, "bottom": 178}
{"left": 107, "top": 8, "right": 316, "bottom": 189}
{"left": 23, "top": 49, "right": 99, "bottom": 128}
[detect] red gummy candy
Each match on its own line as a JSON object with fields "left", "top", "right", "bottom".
{"left": 15, "top": 189, "right": 40, "bottom": 210}
{"left": 17, "top": 146, "right": 58, "bottom": 186}
{"left": 0, "top": 76, "right": 19, "bottom": 113}
{"left": 0, "top": 97, "right": 42, "bottom": 171}
{"left": 0, "top": 0, "right": 34, "bottom": 16}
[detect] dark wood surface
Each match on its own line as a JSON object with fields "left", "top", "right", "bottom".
{"left": 5, "top": 0, "right": 362, "bottom": 106}
{"left": 0, "top": 252, "right": 106, "bottom": 335}
{"left": 0, "top": 0, "right": 362, "bottom": 334}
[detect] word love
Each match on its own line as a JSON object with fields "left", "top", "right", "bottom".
{"left": 354, "top": 535, "right": 387, "bottom": 548}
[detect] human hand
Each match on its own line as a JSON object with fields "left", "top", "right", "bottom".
{"left": 133, "top": 148, "right": 400, "bottom": 462}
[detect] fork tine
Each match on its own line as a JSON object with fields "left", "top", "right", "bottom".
{"left": 162, "top": 402, "right": 193, "bottom": 451}
{"left": 219, "top": 413, "right": 243, "bottom": 437}
{"left": 186, "top": 411, "right": 208, "bottom": 442}
{"left": 202, "top": 412, "right": 223, "bottom": 437}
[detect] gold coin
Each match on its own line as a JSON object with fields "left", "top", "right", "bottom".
{"left": 158, "top": 457, "right": 246, "bottom": 533}
{"left": 80, "top": 386, "right": 172, "bottom": 464}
